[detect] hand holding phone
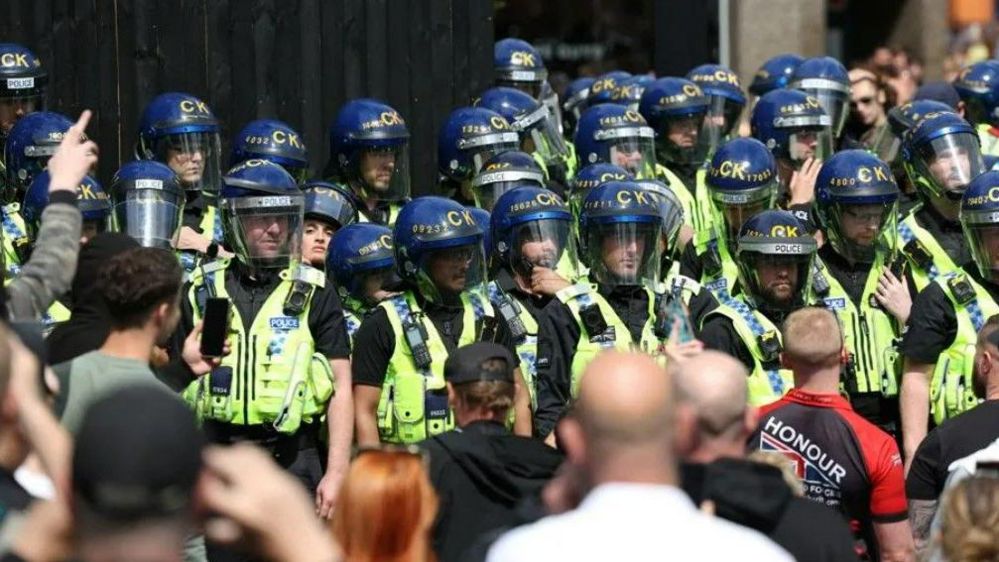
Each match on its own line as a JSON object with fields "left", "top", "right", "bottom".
{"left": 200, "top": 298, "right": 231, "bottom": 358}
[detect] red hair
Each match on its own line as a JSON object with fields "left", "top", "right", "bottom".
{"left": 332, "top": 450, "right": 438, "bottom": 562}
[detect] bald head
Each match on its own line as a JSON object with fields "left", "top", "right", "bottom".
{"left": 782, "top": 307, "right": 842, "bottom": 367}
{"left": 673, "top": 351, "right": 749, "bottom": 439}
{"left": 574, "top": 351, "right": 674, "bottom": 451}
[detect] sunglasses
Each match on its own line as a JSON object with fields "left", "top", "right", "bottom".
{"left": 850, "top": 96, "right": 876, "bottom": 108}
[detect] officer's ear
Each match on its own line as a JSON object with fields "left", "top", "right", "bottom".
{"left": 446, "top": 382, "right": 457, "bottom": 407}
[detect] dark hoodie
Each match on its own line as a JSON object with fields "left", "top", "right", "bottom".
{"left": 424, "top": 420, "right": 563, "bottom": 562}
{"left": 681, "top": 458, "right": 859, "bottom": 562}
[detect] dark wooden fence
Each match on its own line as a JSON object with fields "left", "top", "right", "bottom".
{"left": 0, "top": 0, "right": 495, "bottom": 195}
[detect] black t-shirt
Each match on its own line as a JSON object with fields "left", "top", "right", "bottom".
{"left": 900, "top": 267, "right": 999, "bottom": 365}
{"left": 679, "top": 239, "right": 704, "bottom": 282}
{"left": 351, "top": 292, "right": 519, "bottom": 388}
{"left": 699, "top": 311, "right": 758, "bottom": 370}
{"left": 906, "top": 400, "right": 999, "bottom": 500}
{"left": 911, "top": 203, "right": 971, "bottom": 269}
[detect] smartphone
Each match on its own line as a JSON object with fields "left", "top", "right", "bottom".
{"left": 200, "top": 298, "right": 230, "bottom": 358}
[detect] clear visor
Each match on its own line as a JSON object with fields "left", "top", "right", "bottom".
{"left": 717, "top": 199, "right": 773, "bottom": 243}
{"left": 497, "top": 78, "right": 544, "bottom": 100}
{"left": 223, "top": 195, "right": 304, "bottom": 269}
{"left": 788, "top": 126, "right": 834, "bottom": 169}
{"left": 472, "top": 179, "right": 542, "bottom": 212}
{"left": 155, "top": 132, "right": 223, "bottom": 195}
{"left": 350, "top": 265, "right": 399, "bottom": 306}
{"left": 586, "top": 221, "right": 662, "bottom": 287}
{"left": 352, "top": 144, "right": 410, "bottom": 202}
{"left": 541, "top": 91, "right": 564, "bottom": 136}
{"left": 417, "top": 243, "right": 487, "bottom": 303}
{"left": 516, "top": 106, "right": 569, "bottom": 163}
{"left": 701, "top": 96, "right": 743, "bottom": 154}
{"left": 826, "top": 202, "right": 898, "bottom": 264}
{"left": 10, "top": 145, "right": 55, "bottom": 191}
{"left": 468, "top": 136, "right": 520, "bottom": 176}
{"left": 965, "top": 223, "right": 999, "bottom": 280}
{"left": 915, "top": 132, "right": 986, "bottom": 200}
{"left": 740, "top": 253, "right": 813, "bottom": 312}
{"left": 658, "top": 113, "right": 709, "bottom": 165}
{"left": 111, "top": 190, "right": 185, "bottom": 249}
{"left": 608, "top": 135, "right": 658, "bottom": 179}
{"left": 798, "top": 85, "right": 850, "bottom": 138}
{"left": 509, "top": 218, "right": 577, "bottom": 279}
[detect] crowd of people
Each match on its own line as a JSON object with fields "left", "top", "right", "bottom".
{"left": 2, "top": 32, "right": 999, "bottom": 561}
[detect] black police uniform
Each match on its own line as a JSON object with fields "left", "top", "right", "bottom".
{"left": 909, "top": 203, "right": 972, "bottom": 269}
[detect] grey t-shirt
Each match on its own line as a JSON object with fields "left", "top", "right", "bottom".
{"left": 54, "top": 350, "right": 164, "bottom": 433}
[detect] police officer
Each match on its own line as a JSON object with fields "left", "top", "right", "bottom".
{"left": 438, "top": 107, "right": 520, "bottom": 206}
{"left": 900, "top": 170, "right": 999, "bottom": 465}
{"left": 811, "top": 150, "right": 909, "bottom": 436}
{"left": 561, "top": 77, "right": 595, "bottom": 140}
{"left": 898, "top": 111, "right": 986, "bottom": 292}
{"left": 136, "top": 92, "right": 225, "bottom": 270}
{"left": 488, "top": 185, "right": 579, "bottom": 410}
{"left": 2, "top": 110, "right": 73, "bottom": 280}
{"left": 476, "top": 86, "right": 575, "bottom": 186}
{"left": 351, "top": 196, "right": 531, "bottom": 445}
{"left": 609, "top": 75, "right": 654, "bottom": 113}
{"left": 327, "top": 98, "right": 410, "bottom": 226}
{"left": 567, "top": 162, "right": 631, "bottom": 220}
{"left": 748, "top": 53, "right": 805, "bottom": 101}
{"left": 327, "top": 223, "right": 397, "bottom": 344}
{"left": 177, "top": 159, "right": 353, "bottom": 520}
{"left": 699, "top": 210, "right": 817, "bottom": 406}
{"left": 953, "top": 60, "right": 999, "bottom": 157}
{"left": 469, "top": 150, "right": 546, "bottom": 211}
{"left": 109, "top": 160, "right": 185, "bottom": 249}
{"left": 230, "top": 119, "right": 310, "bottom": 182}
{"left": 301, "top": 180, "right": 357, "bottom": 268}
{"left": 533, "top": 180, "right": 714, "bottom": 440}
{"left": 751, "top": 88, "right": 834, "bottom": 215}
{"left": 585, "top": 71, "right": 633, "bottom": 108}
{"left": 639, "top": 77, "right": 713, "bottom": 232}
{"left": 0, "top": 43, "right": 46, "bottom": 143}
{"left": 686, "top": 63, "right": 746, "bottom": 155}
{"left": 494, "top": 38, "right": 548, "bottom": 100}
{"left": 680, "top": 137, "right": 780, "bottom": 300}
{"left": 789, "top": 56, "right": 851, "bottom": 146}
{"left": 575, "top": 103, "right": 657, "bottom": 179}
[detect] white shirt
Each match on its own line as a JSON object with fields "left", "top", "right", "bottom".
{"left": 486, "top": 482, "right": 792, "bottom": 562}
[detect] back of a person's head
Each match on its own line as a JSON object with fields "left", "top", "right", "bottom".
{"left": 99, "top": 247, "right": 182, "bottom": 330}
{"left": 453, "top": 380, "right": 514, "bottom": 417}
{"left": 333, "top": 450, "right": 438, "bottom": 562}
{"left": 781, "top": 307, "right": 843, "bottom": 371}
{"left": 71, "top": 233, "right": 141, "bottom": 302}
{"left": 941, "top": 476, "right": 999, "bottom": 562}
{"left": 672, "top": 351, "right": 750, "bottom": 451}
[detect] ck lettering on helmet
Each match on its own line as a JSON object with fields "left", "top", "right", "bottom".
{"left": 179, "top": 99, "right": 211, "bottom": 115}
{"left": 0, "top": 53, "right": 29, "bottom": 67}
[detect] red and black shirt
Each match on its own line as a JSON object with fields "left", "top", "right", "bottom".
{"left": 748, "top": 389, "right": 908, "bottom": 556}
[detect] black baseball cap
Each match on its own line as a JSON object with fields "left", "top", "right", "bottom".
{"left": 444, "top": 342, "right": 515, "bottom": 385}
{"left": 72, "top": 384, "right": 206, "bottom": 521}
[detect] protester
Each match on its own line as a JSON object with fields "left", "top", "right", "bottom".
{"left": 938, "top": 477, "right": 999, "bottom": 562}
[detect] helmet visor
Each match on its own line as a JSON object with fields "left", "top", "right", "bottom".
{"left": 826, "top": 202, "right": 898, "bottom": 264}
{"left": 797, "top": 82, "right": 850, "bottom": 138}
{"left": 353, "top": 144, "right": 411, "bottom": 202}
{"left": 714, "top": 196, "right": 774, "bottom": 243}
{"left": 418, "top": 243, "right": 487, "bottom": 300}
{"left": 964, "top": 221, "right": 999, "bottom": 280}
{"left": 541, "top": 89, "right": 565, "bottom": 136}
{"left": 585, "top": 221, "right": 662, "bottom": 287}
{"left": 472, "top": 177, "right": 543, "bottom": 212}
{"left": 349, "top": 265, "right": 399, "bottom": 306}
{"left": 509, "top": 218, "right": 577, "bottom": 279}
{"left": 787, "top": 126, "right": 834, "bottom": 168}
{"left": 155, "top": 132, "right": 223, "bottom": 195}
{"left": 607, "top": 136, "right": 657, "bottom": 179}
{"left": 466, "top": 135, "right": 520, "bottom": 176}
{"left": 516, "top": 106, "right": 569, "bottom": 163}
{"left": 111, "top": 189, "right": 185, "bottom": 249}
{"left": 914, "top": 132, "right": 985, "bottom": 200}
{"left": 497, "top": 78, "right": 544, "bottom": 100}
{"left": 658, "top": 113, "right": 709, "bottom": 165}
{"left": 740, "top": 252, "right": 813, "bottom": 312}
{"left": 223, "top": 194, "right": 304, "bottom": 269}
{"left": 701, "top": 96, "right": 743, "bottom": 154}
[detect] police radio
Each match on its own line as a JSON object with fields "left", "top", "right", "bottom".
{"left": 495, "top": 294, "right": 528, "bottom": 343}
{"left": 403, "top": 317, "right": 433, "bottom": 371}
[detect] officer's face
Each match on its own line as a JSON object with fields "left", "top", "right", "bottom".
{"left": 361, "top": 268, "right": 395, "bottom": 304}
{"left": 166, "top": 145, "right": 205, "bottom": 185}
{"left": 0, "top": 97, "right": 36, "bottom": 134}
{"left": 601, "top": 233, "right": 646, "bottom": 279}
{"left": 243, "top": 214, "right": 289, "bottom": 258}
{"left": 790, "top": 130, "right": 819, "bottom": 161}
{"left": 850, "top": 80, "right": 884, "bottom": 127}
{"left": 611, "top": 142, "right": 645, "bottom": 175}
{"left": 928, "top": 147, "right": 971, "bottom": 190}
{"left": 667, "top": 116, "right": 700, "bottom": 148}
{"left": 427, "top": 246, "right": 475, "bottom": 293}
{"left": 840, "top": 204, "right": 884, "bottom": 246}
{"left": 81, "top": 220, "right": 104, "bottom": 245}
{"left": 360, "top": 148, "right": 396, "bottom": 191}
{"left": 302, "top": 218, "right": 336, "bottom": 267}
{"left": 518, "top": 227, "right": 559, "bottom": 269}
{"left": 756, "top": 256, "right": 799, "bottom": 303}
{"left": 979, "top": 226, "right": 999, "bottom": 270}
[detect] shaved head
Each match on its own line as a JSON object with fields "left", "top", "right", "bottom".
{"left": 673, "top": 351, "right": 749, "bottom": 439}
{"left": 782, "top": 307, "right": 842, "bottom": 367}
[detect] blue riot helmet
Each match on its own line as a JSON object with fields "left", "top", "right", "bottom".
{"left": 302, "top": 180, "right": 358, "bottom": 231}
{"left": 137, "top": 93, "right": 223, "bottom": 196}
{"left": 902, "top": 111, "right": 985, "bottom": 203}
{"left": 230, "top": 119, "right": 309, "bottom": 182}
{"left": 748, "top": 54, "right": 804, "bottom": 97}
{"left": 491, "top": 186, "right": 577, "bottom": 281}
{"left": 687, "top": 64, "right": 746, "bottom": 153}
{"left": 574, "top": 104, "right": 656, "bottom": 179}
{"left": 438, "top": 107, "right": 519, "bottom": 183}
{"left": 0, "top": 44, "right": 47, "bottom": 141}
{"left": 815, "top": 150, "right": 900, "bottom": 265}
{"left": 736, "top": 210, "right": 817, "bottom": 316}
{"left": 328, "top": 223, "right": 397, "bottom": 308}
{"left": 579, "top": 180, "right": 664, "bottom": 286}
{"left": 873, "top": 100, "right": 955, "bottom": 165}
{"left": 475, "top": 87, "right": 569, "bottom": 168}
{"left": 393, "top": 196, "right": 486, "bottom": 304}
{"left": 219, "top": 159, "right": 304, "bottom": 270}
{"left": 953, "top": 60, "right": 999, "bottom": 127}
{"left": 3, "top": 111, "right": 73, "bottom": 198}
{"left": 788, "top": 57, "right": 851, "bottom": 139}
{"left": 751, "top": 89, "right": 833, "bottom": 169}
{"left": 705, "top": 137, "right": 780, "bottom": 245}
{"left": 470, "top": 150, "right": 546, "bottom": 211}
{"left": 569, "top": 162, "right": 632, "bottom": 217}
{"left": 586, "top": 71, "right": 633, "bottom": 108}
{"left": 639, "top": 78, "right": 711, "bottom": 167}
{"left": 23, "top": 170, "right": 110, "bottom": 242}
{"left": 633, "top": 178, "right": 685, "bottom": 273}
{"left": 468, "top": 206, "right": 492, "bottom": 266}
{"left": 109, "top": 161, "right": 185, "bottom": 249}
{"left": 494, "top": 38, "right": 548, "bottom": 99}
{"left": 610, "top": 75, "right": 655, "bottom": 112}
{"left": 562, "top": 77, "right": 596, "bottom": 137}
{"left": 961, "top": 170, "right": 999, "bottom": 281}
{"left": 329, "top": 98, "right": 410, "bottom": 202}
